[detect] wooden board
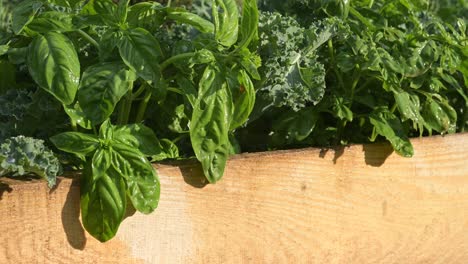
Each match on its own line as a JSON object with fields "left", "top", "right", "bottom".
{"left": 1, "top": 134, "right": 468, "bottom": 263}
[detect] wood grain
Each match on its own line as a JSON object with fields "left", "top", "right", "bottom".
{"left": 1, "top": 134, "right": 467, "bottom": 263}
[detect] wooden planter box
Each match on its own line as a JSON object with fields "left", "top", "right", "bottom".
{"left": 1, "top": 134, "right": 467, "bottom": 263}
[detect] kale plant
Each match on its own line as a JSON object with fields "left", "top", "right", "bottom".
{"left": 0, "top": 136, "right": 62, "bottom": 188}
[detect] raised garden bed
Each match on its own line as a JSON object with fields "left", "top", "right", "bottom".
{"left": 1, "top": 133, "right": 467, "bottom": 263}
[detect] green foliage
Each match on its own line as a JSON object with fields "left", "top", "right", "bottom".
{"left": 0, "top": 136, "right": 62, "bottom": 188}
{"left": 239, "top": 0, "right": 467, "bottom": 156}
{"left": 2, "top": 0, "right": 259, "bottom": 241}
{"left": 2, "top": 0, "right": 466, "bottom": 243}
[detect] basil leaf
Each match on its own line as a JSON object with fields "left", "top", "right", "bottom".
{"left": 11, "top": 0, "right": 43, "bottom": 34}
{"left": 370, "top": 107, "right": 414, "bottom": 157}
{"left": 113, "top": 123, "right": 163, "bottom": 156}
{"left": 238, "top": 0, "right": 258, "bottom": 49}
{"left": 230, "top": 69, "right": 255, "bottom": 130}
{"left": 81, "top": 155, "right": 126, "bottom": 242}
{"left": 63, "top": 104, "right": 92, "bottom": 129}
{"left": 213, "top": 0, "right": 239, "bottom": 47}
{"left": 166, "top": 8, "right": 214, "bottom": 33}
{"left": 151, "top": 139, "right": 179, "bottom": 162}
{"left": 127, "top": 2, "right": 165, "bottom": 31}
{"left": 27, "top": 32, "right": 80, "bottom": 105}
{"left": 99, "top": 119, "right": 114, "bottom": 140}
{"left": 80, "top": 0, "right": 117, "bottom": 26}
{"left": 50, "top": 132, "right": 99, "bottom": 156}
{"left": 0, "top": 45, "right": 8, "bottom": 56}
{"left": 190, "top": 65, "right": 233, "bottom": 183}
{"left": 27, "top": 11, "right": 76, "bottom": 33}
{"left": 78, "top": 62, "right": 136, "bottom": 125}
{"left": 111, "top": 144, "right": 160, "bottom": 214}
{"left": 422, "top": 97, "right": 457, "bottom": 134}
{"left": 394, "top": 91, "right": 424, "bottom": 133}
{"left": 118, "top": 28, "right": 163, "bottom": 84}
{"left": 91, "top": 148, "right": 112, "bottom": 181}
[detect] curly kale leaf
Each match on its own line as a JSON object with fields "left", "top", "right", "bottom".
{"left": 0, "top": 136, "right": 62, "bottom": 187}
{"left": 257, "top": 12, "right": 333, "bottom": 111}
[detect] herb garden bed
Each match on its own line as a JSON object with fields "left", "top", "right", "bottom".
{"left": 1, "top": 133, "right": 467, "bottom": 264}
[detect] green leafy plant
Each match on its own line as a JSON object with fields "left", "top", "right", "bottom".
{"left": 239, "top": 0, "right": 467, "bottom": 155}
{"left": 1, "top": 0, "right": 259, "bottom": 241}
{"left": 0, "top": 136, "right": 61, "bottom": 188}
{"left": 1, "top": 0, "right": 466, "bottom": 243}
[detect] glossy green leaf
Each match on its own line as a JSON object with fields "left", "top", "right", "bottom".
{"left": 27, "top": 11, "right": 76, "bottom": 33}
{"left": 190, "top": 65, "right": 233, "bottom": 183}
{"left": 0, "top": 45, "right": 8, "bottom": 56}
{"left": 230, "top": 70, "right": 255, "bottom": 129}
{"left": 176, "top": 76, "right": 197, "bottom": 106}
{"left": 64, "top": 104, "right": 93, "bottom": 129}
{"left": 27, "top": 32, "right": 80, "bottom": 105}
{"left": 127, "top": 2, "right": 165, "bottom": 31}
{"left": 80, "top": 0, "right": 118, "bottom": 26}
{"left": 113, "top": 123, "right": 163, "bottom": 156}
{"left": 111, "top": 144, "right": 160, "bottom": 214}
{"left": 238, "top": 0, "right": 258, "bottom": 49}
{"left": 422, "top": 98, "right": 457, "bottom": 134}
{"left": 394, "top": 91, "right": 424, "bottom": 133}
{"left": 333, "top": 96, "right": 353, "bottom": 122}
{"left": 99, "top": 119, "right": 114, "bottom": 140}
{"left": 81, "top": 155, "right": 126, "bottom": 242}
{"left": 166, "top": 8, "right": 214, "bottom": 33}
{"left": 239, "top": 48, "right": 261, "bottom": 80}
{"left": 370, "top": 107, "right": 414, "bottom": 157}
{"left": 98, "top": 30, "right": 120, "bottom": 61}
{"left": 50, "top": 132, "right": 99, "bottom": 156}
{"left": 78, "top": 62, "right": 136, "bottom": 125}
{"left": 213, "top": 0, "right": 239, "bottom": 47}
{"left": 151, "top": 139, "right": 179, "bottom": 161}
{"left": 11, "top": 0, "right": 43, "bottom": 34}
{"left": 118, "top": 28, "right": 163, "bottom": 84}
{"left": 189, "top": 49, "right": 216, "bottom": 65}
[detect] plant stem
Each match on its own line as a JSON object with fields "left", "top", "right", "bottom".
{"left": 70, "top": 119, "right": 77, "bottom": 132}
{"left": 118, "top": 83, "right": 134, "bottom": 125}
{"left": 160, "top": 52, "right": 196, "bottom": 71}
{"left": 328, "top": 39, "right": 345, "bottom": 92}
{"left": 77, "top": 29, "right": 99, "bottom": 49}
{"left": 135, "top": 84, "right": 152, "bottom": 123}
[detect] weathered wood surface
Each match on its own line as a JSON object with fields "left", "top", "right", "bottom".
{"left": 1, "top": 134, "right": 468, "bottom": 263}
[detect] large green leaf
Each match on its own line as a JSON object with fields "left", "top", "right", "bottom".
{"left": 230, "top": 69, "right": 255, "bottom": 129}
{"left": 11, "top": 0, "right": 43, "bottom": 34}
{"left": 27, "top": 32, "right": 80, "bottom": 105}
{"left": 113, "top": 123, "right": 163, "bottom": 156}
{"left": 111, "top": 144, "right": 160, "bottom": 214}
{"left": 118, "top": 28, "right": 163, "bottom": 84}
{"left": 422, "top": 97, "right": 457, "bottom": 134}
{"left": 27, "top": 11, "right": 76, "bottom": 33}
{"left": 81, "top": 153, "right": 127, "bottom": 242}
{"left": 50, "top": 132, "right": 99, "bottom": 156}
{"left": 238, "top": 0, "right": 258, "bottom": 49}
{"left": 213, "top": 0, "right": 239, "bottom": 47}
{"left": 127, "top": 2, "right": 165, "bottom": 31}
{"left": 78, "top": 62, "right": 136, "bottom": 125}
{"left": 370, "top": 107, "right": 414, "bottom": 157}
{"left": 64, "top": 104, "right": 93, "bottom": 129}
{"left": 166, "top": 8, "right": 214, "bottom": 33}
{"left": 190, "top": 65, "right": 233, "bottom": 183}
{"left": 394, "top": 91, "right": 424, "bottom": 133}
